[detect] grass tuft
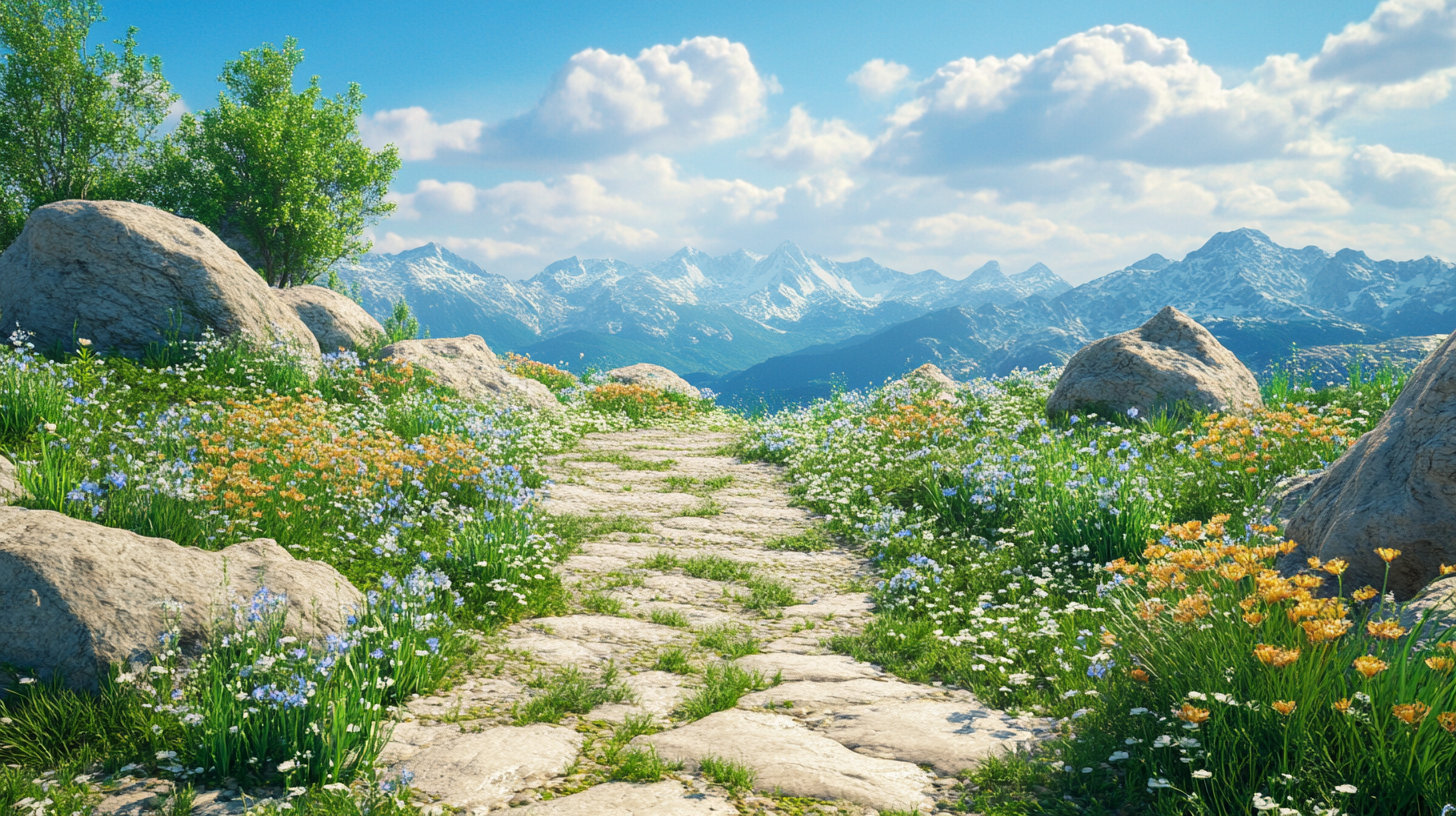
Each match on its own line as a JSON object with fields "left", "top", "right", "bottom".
{"left": 511, "top": 665, "right": 633, "bottom": 725}
{"left": 695, "top": 624, "right": 760, "bottom": 659}
{"left": 679, "top": 664, "right": 778, "bottom": 721}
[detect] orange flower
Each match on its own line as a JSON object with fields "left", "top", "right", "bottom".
{"left": 1354, "top": 655, "right": 1389, "bottom": 679}
{"left": 1302, "top": 618, "right": 1353, "bottom": 644}
{"left": 1322, "top": 559, "right": 1349, "bottom": 576}
{"left": 1392, "top": 702, "right": 1430, "bottom": 725}
{"left": 1291, "top": 574, "right": 1324, "bottom": 590}
{"left": 1100, "top": 631, "right": 1118, "bottom": 647}
{"left": 1333, "top": 698, "right": 1352, "bottom": 714}
{"left": 1243, "top": 611, "right": 1266, "bottom": 627}
{"left": 1352, "top": 586, "right": 1378, "bottom": 602}
{"left": 1439, "top": 712, "right": 1456, "bottom": 733}
{"left": 1439, "top": 641, "right": 1456, "bottom": 652}
{"left": 1253, "top": 644, "right": 1300, "bottom": 668}
{"left": 1176, "top": 703, "right": 1210, "bottom": 724}
{"left": 1375, "top": 548, "right": 1401, "bottom": 563}
{"left": 1272, "top": 700, "right": 1297, "bottom": 716}
{"left": 1130, "top": 668, "right": 1151, "bottom": 683}
{"left": 1172, "top": 593, "right": 1212, "bottom": 623}
{"left": 1441, "top": 564, "right": 1456, "bottom": 576}
{"left": 1425, "top": 656, "right": 1455, "bottom": 673}
{"left": 1366, "top": 620, "right": 1408, "bottom": 640}
{"left": 1137, "top": 599, "right": 1167, "bottom": 621}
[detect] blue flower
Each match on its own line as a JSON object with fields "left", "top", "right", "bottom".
{"left": 370, "top": 648, "right": 385, "bottom": 659}
{"left": 106, "top": 471, "right": 127, "bottom": 489}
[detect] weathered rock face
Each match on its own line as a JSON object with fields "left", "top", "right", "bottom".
{"left": 272, "top": 285, "right": 383, "bottom": 353}
{"left": 0, "top": 506, "right": 361, "bottom": 691}
{"left": 1282, "top": 331, "right": 1456, "bottom": 598}
{"left": 606, "top": 363, "right": 699, "bottom": 396}
{"left": 399, "top": 725, "right": 583, "bottom": 812}
{"left": 1047, "top": 306, "right": 1262, "bottom": 418}
{"left": 0, "top": 456, "right": 24, "bottom": 505}
{"left": 906, "top": 362, "right": 958, "bottom": 392}
{"left": 0, "top": 201, "right": 319, "bottom": 360}
{"left": 379, "top": 335, "right": 559, "bottom": 410}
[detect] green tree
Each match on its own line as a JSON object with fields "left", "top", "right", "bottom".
{"left": 0, "top": 0, "right": 176, "bottom": 246}
{"left": 154, "top": 37, "right": 398, "bottom": 287}
{"left": 381, "top": 298, "right": 419, "bottom": 343}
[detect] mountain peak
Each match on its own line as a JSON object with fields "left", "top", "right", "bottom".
{"left": 964, "top": 261, "right": 1008, "bottom": 285}
{"left": 391, "top": 241, "right": 488, "bottom": 274}
{"left": 1190, "top": 227, "right": 1277, "bottom": 258}
{"left": 1127, "top": 253, "right": 1171, "bottom": 272}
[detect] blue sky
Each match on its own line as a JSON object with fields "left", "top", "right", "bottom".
{"left": 103, "top": 1, "right": 1456, "bottom": 282}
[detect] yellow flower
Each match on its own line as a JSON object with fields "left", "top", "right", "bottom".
{"left": 1302, "top": 618, "right": 1353, "bottom": 644}
{"left": 1243, "top": 611, "right": 1266, "bottom": 627}
{"left": 1440, "top": 564, "right": 1456, "bottom": 575}
{"left": 1291, "top": 574, "right": 1325, "bottom": 590}
{"left": 1253, "top": 644, "right": 1300, "bottom": 668}
{"left": 1440, "top": 641, "right": 1456, "bottom": 653}
{"left": 1352, "top": 586, "right": 1378, "bottom": 602}
{"left": 1130, "top": 668, "right": 1151, "bottom": 683}
{"left": 1272, "top": 700, "right": 1297, "bottom": 716}
{"left": 1425, "top": 656, "right": 1455, "bottom": 673}
{"left": 1366, "top": 620, "right": 1408, "bottom": 640}
{"left": 1375, "top": 548, "right": 1401, "bottom": 563}
{"left": 1333, "top": 698, "right": 1352, "bottom": 714}
{"left": 1354, "top": 655, "right": 1389, "bottom": 679}
{"left": 1176, "top": 703, "right": 1210, "bottom": 724}
{"left": 1439, "top": 712, "right": 1456, "bottom": 733}
{"left": 1392, "top": 702, "right": 1430, "bottom": 725}
{"left": 1322, "top": 559, "right": 1349, "bottom": 576}
{"left": 1100, "top": 631, "right": 1118, "bottom": 647}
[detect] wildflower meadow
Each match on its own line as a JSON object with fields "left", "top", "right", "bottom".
{"left": 740, "top": 362, "right": 1454, "bottom": 815}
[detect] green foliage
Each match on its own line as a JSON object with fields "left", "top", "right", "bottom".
{"left": 647, "top": 608, "right": 690, "bottom": 628}
{"left": 605, "top": 745, "right": 678, "bottom": 782}
{"left": 679, "top": 664, "right": 777, "bottom": 721}
{"left": 739, "top": 575, "right": 798, "bottom": 612}
{"left": 581, "top": 590, "right": 623, "bottom": 615}
{"left": 0, "top": 0, "right": 177, "bottom": 246}
{"left": 380, "top": 297, "right": 419, "bottom": 343}
{"left": 681, "top": 498, "right": 724, "bottom": 517}
{"left": 577, "top": 450, "right": 676, "bottom": 471}
{"left": 699, "top": 755, "right": 757, "bottom": 793}
{"left": 511, "top": 665, "right": 633, "bottom": 725}
{"left": 0, "top": 668, "right": 179, "bottom": 770}
{"left": 151, "top": 36, "right": 398, "bottom": 287}
{"left": 695, "top": 624, "right": 759, "bottom": 659}
{"left": 639, "top": 551, "right": 680, "bottom": 571}
{"left": 325, "top": 267, "right": 364, "bottom": 304}
{"left": 652, "top": 646, "right": 695, "bottom": 674}
{"left": 765, "top": 527, "right": 833, "bottom": 552}
{"left": 681, "top": 554, "right": 752, "bottom": 582}
{"left": 547, "top": 513, "right": 652, "bottom": 549}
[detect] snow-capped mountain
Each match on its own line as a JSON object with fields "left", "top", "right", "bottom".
{"left": 335, "top": 240, "right": 1070, "bottom": 373}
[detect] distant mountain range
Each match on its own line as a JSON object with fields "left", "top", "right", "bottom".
{"left": 335, "top": 241, "right": 1070, "bottom": 375}
{"left": 337, "top": 228, "right": 1456, "bottom": 408}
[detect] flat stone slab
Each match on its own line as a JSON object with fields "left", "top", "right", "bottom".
{"left": 525, "top": 615, "right": 684, "bottom": 643}
{"left": 515, "top": 780, "right": 735, "bottom": 815}
{"left": 508, "top": 634, "right": 612, "bottom": 666}
{"left": 632, "top": 600, "right": 736, "bottom": 627}
{"left": 640, "top": 709, "right": 930, "bottom": 812}
{"left": 732, "top": 653, "right": 883, "bottom": 683}
{"left": 783, "top": 593, "right": 875, "bottom": 619}
{"left": 816, "top": 698, "right": 1052, "bottom": 775}
{"left": 379, "top": 719, "right": 452, "bottom": 764}
{"left": 589, "top": 671, "right": 687, "bottom": 722}
{"left": 738, "top": 677, "right": 932, "bottom": 715}
{"left": 401, "top": 724, "right": 582, "bottom": 812}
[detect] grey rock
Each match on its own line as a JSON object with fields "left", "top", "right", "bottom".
{"left": 1282, "top": 331, "right": 1456, "bottom": 598}
{"left": 400, "top": 724, "right": 582, "bottom": 812}
{"left": 1047, "top": 306, "right": 1262, "bottom": 418}
{"left": 589, "top": 670, "right": 686, "bottom": 722}
{"left": 0, "top": 456, "right": 25, "bottom": 504}
{"left": 606, "top": 363, "right": 699, "bottom": 396}
{"left": 514, "top": 780, "right": 735, "bottom": 815}
{"left": 1399, "top": 576, "right": 1456, "bottom": 634}
{"left": 737, "top": 677, "right": 932, "bottom": 716}
{"left": 640, "top": 709, "right": 930, "bottom": 811}
{"left": 379, "top": 335, "right": 558, "bottom": 410}
{"left": 273, "top": 285, "right": 384, "bottom": 353}
{"left": 815, "top": 698, "right": 1050, "bottom": 775}
{"left": 0, "top": 506, "right": 360, "bottom": 691}
{"left": 731, "top": 653, "right": 883, "bottom": 683}
{"left": 1267, "top": 473, "right": 1322, "bottom": 530}
{"left": 0, "top": 200, "right": 319, "bottom": 361}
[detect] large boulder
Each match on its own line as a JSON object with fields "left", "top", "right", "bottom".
{"left": 1282, "top": 331, "right": 1456, "bottom": 599}
{"left": 379, "top": 335, "right": 559, "bottom": 410}
{"left": 1047, "top": 307, "right": 1262, "bottom": 418}
{"left": 606, "top": 363, "right": 699, "bottom": 397}
{"left": 273, "top": 285, "right": 384, "bottom": 353}
{"left": 0, "top": 201, "right": 319, "bottom": 360}
{"left": 0, "top": 506, "right": 361, "bottom": 691}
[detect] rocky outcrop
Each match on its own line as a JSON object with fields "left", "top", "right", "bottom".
{"left": 0, "top": 201, "right": 319, "bottom": 360}
{"left": 273, "top": 285, "right": 383, "bottom": 353}
{"left": 606, "top": 363, "right": 699, "bottom": 396}
{"left": 0, "top": 506, "right": 361, "bottom": 691}
{"left": 0, "top": 456, "right": 24, "bottom": 505}
{"left": 379, "top": 335, "right": 558, "bottom": 410}
{"left": 1047, "top": 306, "right": 1262, "bottom": 418}
{"left": 1282, "top": 331, "right": 1456, "bottom": 599}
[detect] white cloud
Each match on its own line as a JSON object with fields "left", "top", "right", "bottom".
{"left": 849, "top": 59, "right": 912, "bottom": 97}
{"left": 359, "top": 107, "right": 483, "bottom": 160}
{"left": 1311, "top": 0, "right": 1456, "bottom": 85}
{"left": 1346, "top": 143, "right": 1456, "bottom": 207}
{"left": 389, "top": 179, "right": 480, "bottom": 219}
{"left": 483, "top": 36, "right": 769, "bottom": 160}
{"left": 750, "top": 106, "right": 875, "bottom": 168}
{"left": 872, "top": 25, "right": 1301, "bottom": 173}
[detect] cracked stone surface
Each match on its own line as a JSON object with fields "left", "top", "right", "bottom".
{"left": 372, "top": 427, "right": 1046, "bottom": 814}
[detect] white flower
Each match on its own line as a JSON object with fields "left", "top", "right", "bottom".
{"left": 1108, "top": 751, "right": 1129, "bottom": 761}
{"left": 276, "top": 759, "right": 297, "bottom": 773}
{"left": 1334, "top": 784, "right": 1357, "bottom": 794}
{"left": 1147, "top": 778, "right": 1173, "bottom": 789}
{"left": 1192, "top": 769, "right": 1212, "bottom": 779}
{"left": 43, "top": 423, "right": 56, "bottom": 433}
{"left": 322, "top": 783, "right": 349, "bottom": 793}
{"left": 1186, "top": 691, "right": 1207, "bottom": 700}
{"left": 18, "top": 677, "right": 35, "bottom": 685}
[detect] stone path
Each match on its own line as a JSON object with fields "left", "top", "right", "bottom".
{"left": 385, "top": 428, "right": 1048, "bottom": 814}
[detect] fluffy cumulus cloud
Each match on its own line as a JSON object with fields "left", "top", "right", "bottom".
{"left": 1311, "top": 0, "right": 1456, "bottom": 84}
{"left": 849, "top": 59, "right": 912, "bottom": 97}
{"left": 359, "top": 107, "right": 484, "bottom": 160}
{"left": 1346, "top": 144, "right": 1456, "bottom": 207}
{"left": 749, "top": 106, "right": 875, "bottom": 169}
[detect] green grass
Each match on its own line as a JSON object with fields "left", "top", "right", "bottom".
{"left": 652, "top": 647, "right": 695, "bottom": 674}
{"left": 700, "top": 755, "right": 757, "bottom": 793}
{"left": 702, "top": 475, "right": 735, "bottom": 491}
{"left": 647, "top": 608, "right": 691, "bottom": 628}
{"left": 580, "top": 590, "right": 623, "bottom": 615}
{"left": 695, "top": 624, "right": 760, "bottom": 659}
{"left": 739, "top": 576, "right": 798, "bottom": 612}
{"left": 681, "top": 554, "right": 753, "bottom": 582}
{"left": 661, "top": 475, "right": 699, "bottom": 492}
{"left": 606, "top": 746, "right": 679, "bottom": 782}
{"left": 680, "top": 498, "right": 724, "bottom": 517}
{"left": 679, "top": 664, "right": 779, "bottom": 721}
{"left": 639, "top": 551, "right": 680, "bottom": 571}
{"left": 577, "top": 451, "right": 676, "bottom": 471}
{"left": 765, "top": 527, "right": 833, "bottom": 552}
{"left": 511, "top": 665, "right": 633, "bottom": 725}
{"left": 547, "top": 513, "right": 654, "bottom": 548}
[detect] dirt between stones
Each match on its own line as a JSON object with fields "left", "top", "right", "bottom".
{"left": 387, "top": 428, "right": 1050, "bottom": 814}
